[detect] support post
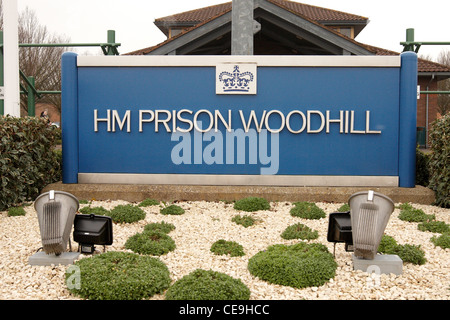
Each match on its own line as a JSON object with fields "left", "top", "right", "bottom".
{"left": 107, "top": 30, "right": 116, "bottom": 55}
{"left": 231, "top": 0, "right": 254, "bottom": 55}
{"left": 27, "top": 76, "right": 35, "bottom": 116}
{"left": 0, "top": 31, "right": 4, "bottom": 115}
{"left": 3, "top": 0, "right": 21, "bottom": 117}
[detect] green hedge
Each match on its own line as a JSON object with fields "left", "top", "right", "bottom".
{"left": 0, "top": 116, "right": 61, "bottom": 211}
{"left": 428, "top": 114, "right": 450, "bottom": 208}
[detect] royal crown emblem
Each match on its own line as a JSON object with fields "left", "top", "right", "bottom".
{"left": 216, "top": 63, "right": 257, "bottom": 95}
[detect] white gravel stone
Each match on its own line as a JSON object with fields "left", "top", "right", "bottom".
{"left": 0, "top": 200, "right": 448, "bottom": 300}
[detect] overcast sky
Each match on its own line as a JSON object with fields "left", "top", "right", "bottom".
{"left": 16, "top": 0, "right": 450, "bottom": 60}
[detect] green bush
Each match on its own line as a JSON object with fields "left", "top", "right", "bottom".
{"left": 160, "top": 204, "right": 185, "bottom": 215}
{"left": 0, "top": 116, "right": 61, "bottom": 211}
{"left": 211, "top": 239, "right": 245, "bottom": 257}
{"left": 232, "top": 214, "right": 256, "bottom": 228}
{"left": 337, "top": 203, "right": 350, "bottom": 212}
{"left": 281, "top": 223, "right": 319, "bottom": 240}
{"left": 138, "top": 198, "right": 160, "bottom": 207}
{"left": 248, "top": 242, "right": 337, "bottom": 289}
{"left": 428, "top": 113, "right": 450, "bottom": 208}
{"left": 125, "top": 230, "right": 176, "bottom": 256}
{"left": 418, "top": 221, "right": 449, "bottom": 234}
{"left": 66, "top": 251, "right": 171, "bottom": 300}
{"left": 233, "top": 197, "right": 270, "bottom": 212}
{"left": 79, "top": 206, "right": 109, "bottom": 216}
{"left": 378, "top": 235, "right": 427, "bottom": 265}
{"left": 398, "top": 203, "right": 435, "bottom": 222}
{"left": 144, "top": 221, "right": 176, "bottom": 234}
{"left": 165, "top": 269, "right": 250, "bottom": 300}
{"left": 7, "top": 206, "right": 26, "bottom": 217}
{"left": 109, "top": 204, "right": 146, "bottom": 223}
{"left": 431, "top": 233, "right": 450, "bottom": 249}
{"left": 416, "top": 147, "right": 430, "bottom": 186}
{"left": 290, "top": 202, "right": 326, "bottom": 220}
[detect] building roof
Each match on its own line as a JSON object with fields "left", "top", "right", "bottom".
{"left": 155, "top": 0, "right": 368, "bottom": 37}
{"left": 128, "top": 0, "right": 450, "bottom": 76}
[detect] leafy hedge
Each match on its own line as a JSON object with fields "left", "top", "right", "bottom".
{"left": 428, "top": 114, "right": 450, "bottom": 208}
{"left": 0, "top": 116, "right": 61, "bottom": 211}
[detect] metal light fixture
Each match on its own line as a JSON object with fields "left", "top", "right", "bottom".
{"left": 73, "top": 214, "right": 113, "bottom": 254}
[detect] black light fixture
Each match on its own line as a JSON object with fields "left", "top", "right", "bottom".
{"left": 73, "top": 214, "right": 113, "bottom": 254}
{"left": 327, "top": 211, "right": 353, "bottom": 256}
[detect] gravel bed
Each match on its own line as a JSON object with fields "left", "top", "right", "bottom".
{"left": 0, "top": 199, "right": 449, "bottom": 300}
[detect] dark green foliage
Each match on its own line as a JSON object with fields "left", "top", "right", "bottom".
{"left": 125, "top": 230, "right": 176, "bottom": 256}
{"left": 378, "top": 235, "right": 427, "bottom": 265}
{"left": 337, "top": 203, "right": 350, "bottom": 212}
{"left": 418, "top": 221, "right": 449, "bottom": 234}
{"left": 138, "top": 198, "right": 160, "bottom": 207}
{"left": 79, "top": 206, "right": 109, "bottom": 216}
{"left": 211, "top": 239, "right": 245, "bottom": 257}
{"left": 415, "top": 147, "right": 430, "bottom": 186}
{"left": 281, "top": 223, "right": 319, "bottom": 240}
{"left": 233, "top": 197, "right": 270, "bottom": 212}
{"left": 398, "top": 203, "right": 435, "bottom": 222}
{"left": 431, "top": 233, "right": 450, "bottom": 249}
{"left": 428, "top": 113, "right": 450, "bottom": 208}
{"left": 165, "top": 269, "right": 251, "bottom": 300}
{"left": 0, "top": 116, "right": 61, "bottom": 211}
{"left": 66, "top": 251, "right": 171, "bottom": 300}
{"left": 232, "top": 214, "right": 256, "bottom": 227}
{"left": 160, "top": 204, "right": 185, "bottom": 215}
{"left": 143, "top": 221, "right": 176, "bottom": 234}
{"left": 248, "top": 242, "right": 337, "bottom": 289}
{"left": 7, "top": 206, "right": 26, "bottom": 217}
{"left": 109, "top": 204, "right": 146, "bottom": 223}
{"left": 290, "top": 202, "right": 326, "bottom": 219}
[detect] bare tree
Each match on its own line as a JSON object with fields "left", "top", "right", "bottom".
{"left": 437, "top": 49, "right": 450, "bottom": 116}
{"left": 0, "top": 4, "right": 70, "bottom": 115}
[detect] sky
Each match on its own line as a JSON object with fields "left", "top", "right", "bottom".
{"left": 15, "top": 0, "right": 450, "bottom": 60}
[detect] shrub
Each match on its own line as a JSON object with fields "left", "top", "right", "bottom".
{"left": 418, "top": 221, "right": 449, "bottom": 234}
{"left": 431, "top": 233, "right": 450, "bottom": 249}
{"left": 66, "top": 251, "right": 171, "bottom": 300}
{"left": 165, "top": 269, "right": 250, "bottom": 300}
{"left": 0, "top": 116, "right": 61, "bottom": 211}
{"left": 138, "top": 198, "right": 159, "bottom": 207}
{"left": 428, "top": 113, "right": 450, "bottom": 208}
{"left": 7, "top": 206, "right": 26, "bottom": 217}
{"left": 143, "top": 221, "right": 176, "bottom": 234}
{"left": 337, "top": 203, "right": 350, "bottom": 212}
{"left": 160, "top": 204, "right": 185, "bottom": 215}
{"left": 232, "top": 214, "right": 256, "bottom": 228}
{"left": 290, "top": 202, "right": 326, "bottom": 220}
{"left": 125, "top": 230, "right": 176, "bottom": 256}
{"left": 281, "top": 223, "right": 319, "bottom": 240}
{"left": 109, "top": 204, "right": 146, "bottom": 223}
{"left": 398, "top": 204, "right": 435, "bottom": 222}
{"left": 79, "top": 206, "right": 109, "bottom": 216}
{"left": 248, "top": 242, "right": 337, "bottom": 289}
{"left": 378, "top": 235, "right": 427, "bottom": 265}
{"left": 416, "top": 147, "right": 430, "bottom": 186}
{"left": 234, "top": 197, "right": 270, "bottom": 212}
{"left": 211, "top": 239, "right": 245, "bottom": 257}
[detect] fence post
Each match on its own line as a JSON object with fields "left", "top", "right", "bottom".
{"left": 0, "top": 31, "right": 3, "bottom": 116}
{"left": 27, "top": 76, "right": 36, "bottom": 116}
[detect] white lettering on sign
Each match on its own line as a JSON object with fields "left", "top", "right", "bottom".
{"left": 93, "top": 108, "right": 382, "bottom": 135}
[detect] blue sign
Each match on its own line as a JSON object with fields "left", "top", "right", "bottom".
{"left": 61, "top": 53, "right": 417, "bottom": 187}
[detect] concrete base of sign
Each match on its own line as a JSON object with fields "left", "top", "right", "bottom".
{"left": 352, "top": 254, "right": 403, "bottom": 275}
{"left": 28, "top": 251, "right": 80, "bottom": 266}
